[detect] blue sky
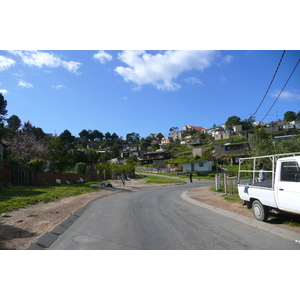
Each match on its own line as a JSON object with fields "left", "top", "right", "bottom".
{"left": 0, "top": 50, "right": 299, "bottom": 139}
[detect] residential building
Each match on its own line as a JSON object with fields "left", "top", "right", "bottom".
{"left": 148, "top": 133, "right": 164, "bottom": 143}
{"left": 214, "top": 143, "right": 247, "bottom": 155}
{"left": 233, "top": 124, "right": 243, "bottom": 132}
{"left": 182, "top": 160, "right": 212, "bottom": 175}
{"left": 122, "top": 146, "right": 140, "bottom": 159}
{"left": 214, "top": 132, "right": 232, "bottom": 140}
{"left": 192, "top": 147, "right": 207, "bottom": 157}
{"left": 188, "top": 137, "right": 206, "bottom": 147}
{"left": 183, "top": 125, "right": 206, "bottom": 132}
{"left": 161, "top": 136, "right": 174, "bottom": 145}
{"left": 140, "top": 149, "right": 170, "bottom": 164}
{"left": 264, "top": 125, "right": 279, "bottom": 133}
{"left": 282, "top": 124, "right": 295, "bottom": 130}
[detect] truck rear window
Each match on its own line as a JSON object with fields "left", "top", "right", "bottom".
{"left": 280, "top": 161, "right": 300, "bottom": 182}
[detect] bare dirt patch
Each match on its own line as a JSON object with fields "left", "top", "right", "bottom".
{"left": 0, "top": 189, "right": 115, "bottom": 250}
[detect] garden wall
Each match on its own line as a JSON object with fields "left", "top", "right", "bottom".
{"left": 36, "top": 172, "right": 103, "bottom": 184}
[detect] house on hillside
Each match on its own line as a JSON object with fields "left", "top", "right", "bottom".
{"left": 188, "top": 137, "right": 206, "bottom": 147}
{"left": 207, "top": 127, "right": 223, "bottom": 137}
{"left": 122, "top": 146, "right": 140, "bottom": 159}
{"left": 161, "top": 136, "right": 174, "bottom": 145}
{"left": 148, "top": 133, "right": 164, "bottom": 144}
{"left": 182, "top": 160, "right": 212, "bottom": 175}
{"left": 172, "top": 130, "right": 183, "bottom": 141}
{"left": 192, "top": 147, "right": 207, "bottom": 157}
{"left": 214, "top": 131, "right": 232, "bottom": 140}
{"left": 233, "top": 124, "right": 243, "bottom": 132}
{"left": 264, "top": 122, "right": 280, "bottom": 133}
{"left": 214, "top": 142, "right": 247, "bottom": 155}
{"left": 183, "top": 125, "right": 206, "bottom": 132}
{"left": 140, "top": 149, "right": 170, "bottom": 164}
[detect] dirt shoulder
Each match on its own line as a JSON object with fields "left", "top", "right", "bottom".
{"left": 1, "top": 180, "right": 300, "bottom": 250}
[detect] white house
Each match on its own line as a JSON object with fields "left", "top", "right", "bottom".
{"left": 182, "top": 160, "right": 212, "bottom": 174}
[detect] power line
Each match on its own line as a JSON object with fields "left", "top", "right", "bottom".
{"left": 260, "top": 59, "right": 300, "bottom": 123}
{"left": 251, "top": 50, "right": 286, "bottom": 118}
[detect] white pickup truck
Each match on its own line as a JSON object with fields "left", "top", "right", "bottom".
{"left": 237, "top": 153, "right": 300, "bottom": 221}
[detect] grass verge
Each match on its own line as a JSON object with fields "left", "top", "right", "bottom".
{"left": 0, "top": 182, "right": 103, "bottom": 213}
{"left": 142, "top": 175, "right": 186, "bottom": 184}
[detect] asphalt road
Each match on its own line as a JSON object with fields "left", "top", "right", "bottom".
{"left": 48, "top": 182, "right": 300, "bottom": 250}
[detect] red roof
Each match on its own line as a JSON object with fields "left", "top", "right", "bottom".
{"left": 186, "top": 125, "right": 206, "bottom": 131}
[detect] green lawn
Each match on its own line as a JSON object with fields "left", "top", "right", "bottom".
{"left": 141, "top": 175, "right": 186, "bottom": 184}
{"left": 0, "top": 182, "right": 103, "bottom": 213}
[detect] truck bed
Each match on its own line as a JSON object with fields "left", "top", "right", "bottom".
{"left": 238, "top": 181, "right": 276, "bottom": 208}
{"left": 253, "top": 180, "right": 273, "bottom": 188}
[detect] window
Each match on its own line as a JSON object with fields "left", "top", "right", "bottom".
{"left": 280, "top": 161, "right": 300, "bottom": 182}
{"left": 199, "top": 163, "right": 204, "bottom": 168}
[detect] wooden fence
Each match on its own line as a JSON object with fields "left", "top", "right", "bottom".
{"left": 215, "top": 173, "right": 237, "bottom": 195}
{"left": 9, "top": 165, "right": 36, "bottom": 185}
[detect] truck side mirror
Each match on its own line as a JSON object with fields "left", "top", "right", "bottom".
{"left": 295, "top": 174, "right": 300, "bottom": 182}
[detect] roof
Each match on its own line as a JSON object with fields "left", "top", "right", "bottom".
{"left": 184, "top": 125, "right": 206, "bottom": 131}
{"left": 149, "top": 133, "right": 164, "bottom": 138}
{"left": 182, "top": 160, "right": 209, "bottom": 164}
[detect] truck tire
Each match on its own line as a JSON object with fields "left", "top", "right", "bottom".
{"left": 252, "top": 200, "right": 269, "bottom": 222}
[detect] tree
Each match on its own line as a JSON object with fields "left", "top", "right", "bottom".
{"left": 126, "top": 132, "right": 140, "bottom": 145}
{"left": 111, "top": 142, "right": 120, "bottom": 158}
{"left": 140, "top": 137, "right": 151, "bottom": 152}
{"left": 45, "top": 137, "right": 75, "bottom": 172}
{"left": 111, "top": 133, "right": 119, "bottom": 141}
{"left": 284, "top": 111, "right": 296, "bottom": 122}
{"left": 79, "top": 129, "right": 89, "bottom": 140}
{"left": 0, "top": 93, "right": 8, "bottom": 122}
{"left": 105, "top": 132, "right": 111, "bottom": 141}
{"left": 92, "top": 130, "right": 104, "bottom": 142}
{"left": 22, "top": 120, "right": 33, "bottom": 131}
{"left": 7, "top": 115, "right": 22, "bottom": 132}
{"left": 59, "top": 129, "right": 75, "bottom": 145}
{"left": 2, "top": 131, "right": 46, "bottom": 164}
{"left": 241, "top": 116, "right": 255, "bottom": 139}
{"left": 32, "top": 127, "right": 46, "bottom": 140}
{"left": 169, "top": 127, "right": 179, "bottom": 136}
{"left": 225, "top": 115, "right": 241, "bottom": 129}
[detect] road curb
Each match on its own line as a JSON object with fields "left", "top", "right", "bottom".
{"left": 25, "top": 191, "right": 122, "bottom": 250}
{"left": 181, "top": 190, "right": 300, "bottom": 243}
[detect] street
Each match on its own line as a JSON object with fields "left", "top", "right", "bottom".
{"left": 48, "top": 182, "right": 300, "bottom": 250}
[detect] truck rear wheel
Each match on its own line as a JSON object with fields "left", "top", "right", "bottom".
{"left": 252, "top": 200, "right": 269, "bottom": 222}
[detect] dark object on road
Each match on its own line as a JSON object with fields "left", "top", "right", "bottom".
{"left": 101, "top": 183, "right": 112, "bottom": 187}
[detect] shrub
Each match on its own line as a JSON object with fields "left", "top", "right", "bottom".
{"left": 75, "top": 162, "right": 87, "bottom": 174}
{"left": 27, "top": 158, "right": 46, "bottom": 172}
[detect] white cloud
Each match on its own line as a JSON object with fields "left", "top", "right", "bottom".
{"left": 94, "top": 51, "right": 112, "bottom": 64}
{"left": 183, "top": 77, "right": 203, "bottom": 85}
{"left": 9, "top": 50, "right": 82, "bottom": 74}
{"left": 0, "top": 55, "right": 15, "bottom": 71}
{"left": 52, "top": 84, "right": 66, "bottom": 89}
{"left": 222, "top": 55, "right": 233, "bottom": 64}
{"left": 271, "top": 89, "right": 300, "bottom": 102}
{"left": 18, "top": 79, "right": 33, "bottom": 88}
{"left": 0, "top": 89, "right": 8, "bottom": 94}
{"left": 219, "top": 75, "right": 227, "bottom": 83}
{"left": 115, "top": 50, "right": 221, "bottom": 91}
